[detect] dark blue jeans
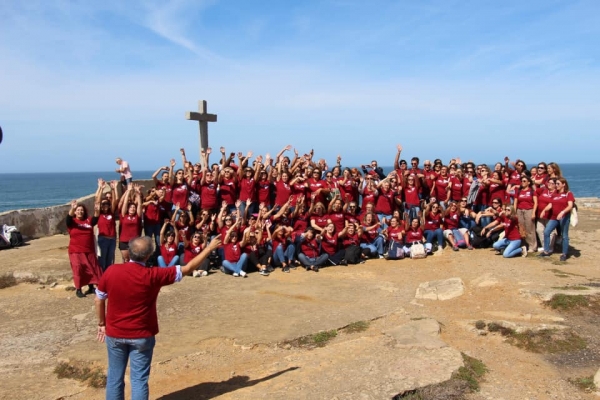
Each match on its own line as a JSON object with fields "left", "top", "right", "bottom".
{"left": 97, "top": 236, "right": 116, "bottom": 271}
{"left": 544, "top": 215, "right": 570, "bottom": 255}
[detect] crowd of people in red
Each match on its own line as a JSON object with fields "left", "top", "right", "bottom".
{"left": 66, "top": 144, "right": 576, "bottom": 296}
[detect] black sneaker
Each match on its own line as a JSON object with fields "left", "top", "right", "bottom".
{"left": 560, "top": 254, "right": 567, "bottom": 262}
{"left": 339, "top": 259, "right": 348, "bottom": 266}
{"left": 283, "top": 266, "right": 290, "bottom": 273}
{"left": 75, "top": 289, "right": 86, "bottom": 298}
{"left": 259, "top": 269, "right": 270, "bottom": 276}
{"left": 85, "top": 285, "right": 95, "bottom": 295}
{"left": 313, "top": 265, "right": 319, "bottom": 272}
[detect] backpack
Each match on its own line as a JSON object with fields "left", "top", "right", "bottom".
{"left": 345, "top": 245, "right": 362, "bottom": 264}
{"left": 0, "top": 234, "right": 11, "bottom": 250}
{"left": 9, "top": 231, "right": 24, "bottom": 247}
{"left": 387, "top": 241, "right": 405, "bottom": 260}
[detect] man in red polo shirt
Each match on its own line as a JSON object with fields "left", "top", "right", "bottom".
{"left": 95, "top": 235, "right": 221, "bottom": 400}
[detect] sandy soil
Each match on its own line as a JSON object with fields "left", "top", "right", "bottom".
{"left": 1, "top": 207, "right": 599, "bottom": 400}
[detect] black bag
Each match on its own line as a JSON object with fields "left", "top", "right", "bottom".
{"left": 470, "top": 226, "right": 498, "bottom": 249}
{"left": 0, "top": 234, "right": 11, "bottom": 250}
{"left": 9, "top": 231, "right": 23, "bottom": 247}
{"left": 345, "top": 245, "right": 362, "bottom": 264}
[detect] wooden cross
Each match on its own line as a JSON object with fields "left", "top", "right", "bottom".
{"left": 186, "top": 100, "right": 217, "bottom": 152}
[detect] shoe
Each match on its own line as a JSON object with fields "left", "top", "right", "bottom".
{"left": 266, "top": 266, "right": 274, "bottom": 273}
{"left": 339, "top": 259, "right": 348, "bottom": 266}
{"left": 240, "top": 271, "right": 247, "bottom": 278}
{"left": 359, "top": 260, "right": 366, "bottom": 264}
{"left": 233, "top": 272, "right": 240, "bottom": 277}
{"left": 201, "top": 270, "right": 208, "bottom": 277}
{"left": 283, "top": 266, "right": 290, "bottom": 273}
{"left": 560, "top": 254, "right": 567, "bottom": 262}
{"left": 467, "top": 246, "right": 473, "bottom": 250}
{"left": 313, "top": 265, "right": 319, "bottom": 272}
{"left": 192, "top": 270, "right": 201, "bottom": 277}
{"left": 452, "top": 246, "right": 459, "bottom": 252}
{"left": 220, "top": 266, "right": 226, "bottom": 273}
{"left": 85, "top": 285, "right": 95, "bottom": 295}
{"left": 75, "top": 289, "right": 86, "bottom": 298}
{"left": 259, "top": 269, "right": 270, "bottom": 276}
{"left": 521, "top": 246, "right": 528, "bottom": 258}
{"left": 378, "top": 254, "right": 384, "bottom": 259}
{"left": 290, "top": 261, "right": 298, "bottom": 269}
{"left": 494, "top": 250, "right": 501, "bottom": 255}
{"left": 537, "top": 252, "right": 551, "bottom": 257}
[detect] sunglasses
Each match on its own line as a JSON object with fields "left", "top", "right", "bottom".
{"left": 326, "top": 175, "right": 332, "bottom": 178}
{"left": 492, "top": 201, "right": 500, "bottom": 204}
{"left": 537, "top": 166, "right": 545, "bottom": 169}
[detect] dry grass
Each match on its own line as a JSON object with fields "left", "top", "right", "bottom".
{"left": 0, "top": 274, "right": 17, "bottom": 289}
{"left": 54, "top": 361, "right": 106, "bottom": 388}
{"left": 545, "top": 294, "right": 589, "bottom": 311}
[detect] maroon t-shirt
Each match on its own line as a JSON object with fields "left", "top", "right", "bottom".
{"left": 98, "top": 262, "right": 176, "bottom": 338}
{"left": 68, "top": 216, "right": 96, "bottom": 253}
{"left": 120, "top": 214, "right": 141, "bottom": 243}
{"left": 97, "top": 213, "right": 116, "bottom": 238}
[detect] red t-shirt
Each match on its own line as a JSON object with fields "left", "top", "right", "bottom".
{"left": 310, "top": 214, "right": 329, "bottom": 230}
{"left": 144, "top": 202, "right": 161, "bottom": 225}
{"left": 200, "top": 182, "right": 218, "bottom": 210}
{"left": 98, "top": 262, "right": 176, "bottom": 338}
{"left": 405, "top": 227, "right": 424, "bottom": 243}
{"left": 300, "top": 237, "right": 321, "bottom": 258}
{"left": 275, "top": 180, "right": 292, "bottom": 207}
{"left": 224, "top": 242, "right": 242, "bottom": 262}
{"left": 448, "top": 176, "right": 463, "bottom": 201}
{"left": 403, "top": 186, "right": 420, "bottom": 206}
{"left": 257, "top": 179, "right": 272, "bottom": 206}
{"left": 171, "top": 183, "right": 189, "bottom": 209}
{"left": 321, "top": 232, "right": 339, "bottom": 255}
{"left": 160, "top": 243, "right": 178, "bottom": 265}
{"left": 535, "top": 188, "right": 554, "bottom": 218}
{"left": 361, "top": 186, "right": 377, "bottom": 208}
{"left": 375, "top": 188, "right": 395, "bottom": 214}
{"left": 550, "top": 191, "right": 575, "bottom": 220}
{"left": 387, "top": 226, "right": 405, "bottom": 243}
{"left": 220, "top": 178, "right": 238, "bottom": 206}
{"left": 434, "top": 176, "right": 450, "bottom": 200}
{"left": 498, "top": 215, "right": 521, "bottom": 241}
{"left": 342, "top": 232, "right": 360, "bottom": 247}
{"left": 67, "top": 216, "right": 96, "bottom": 253}
{"left": 327, "top": 212, "right": 345, "bottom": 233}
{"left": 156, "top": 181, "right": 173, "bottom": 203}
{"left": 424, "top": 212, "right": 442, "bottom": 231}
{"left": 120, "top": 214, "right": 142, "bottom": 243}
{"left": 307, "top": 178, "right": 327, "bottom": 205}
{"left": 98, "top": 213, "right": 116, "bottom": 238}
{"left": 444, "top": 212, "right": 460, "bottom": 230}
{"left": 239, "top": 177, "right": 257, "bottom": 202}
{"left": 361, "top": 223, "right": 380, "bottom": 243}
{"left": 184, "top": 243, "right": 204, "bottom": 264}
{"left": 515, "top": 187, "right": 535, "bottom": 210}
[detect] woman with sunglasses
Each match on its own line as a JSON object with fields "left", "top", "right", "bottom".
{"left": 443, "top": 201, "right": 473, "bottom": 251}
{"left": 539, "top": 178, "right": 575, "bottom": 261}
{"left": 266, "top": 220, "right": 296, "bottom": 272}
{"left": 95, "top": 180, "right": 119, "bottom": 271}
{"left": 504, "top": 158, "right": 528, "bottom": 197}
{"left": 297, "top": 227, "right": 329, "bottom": 272}
{"left": 360, "top": 174, "right": 378, "bottom": 211}
{"left": 118, "top": 184, "right": 143, "bottom": 262}
{"left": 532, "top": 162, "right": 548, "bottom": 188}
{"left": 401, "top": 172, "right": 421, "bottom": 222}
{"left": 157, "top": 220, "right": 179, "bottom": 267}
{"left": 183, "top": 232, "right": 211, "bottom": 277}
{"left": 422, "top": 200, "right": 444, "bottom": 252}
{"left": 307, "top": 168, "right": 329, "bottom": 207}
{"left": 382, "top": 216, "right": 405, "bottom": 260}
{"left": 404, "top": 218, "right": 429, "bottom": 256}
{"left": 339, "top": 168, "right": 360, "bottom": 205}
{"left": 513, "top": 175, "right": 537, "bottom": 252}
{"left": 375, "top": 175, "right": 397, "bottom": 227}
{"left": 483, "top": 205, "right": 525, "bottom": 258}
{"left": 240, "top": 224, "right": 270, "bottom": 276}
{"left": 433, "top": 165, "right": 451, "bottom": 210}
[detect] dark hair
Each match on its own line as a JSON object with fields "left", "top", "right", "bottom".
{"left": 411, "top": 157, "right": 420, "bottom": 164}
{"left": 129, "top": 237, "right": 155, "bottom": 262}
{"left": 74, "top": 203, "right": 89, "bottom": 219}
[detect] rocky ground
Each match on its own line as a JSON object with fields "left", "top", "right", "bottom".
{"left": 1, "top": 205, "right": 600, "bottom": 400}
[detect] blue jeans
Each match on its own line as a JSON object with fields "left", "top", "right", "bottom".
{"left": 298, "top": 253, "right": 329, "bottom": 267}
{"left": 493, "top": 238, "right": 522, "bottom": 258}
{"left": 144, "top": 224, "right": 161, "bottom": 248}
{"left": 97, "top": 236, "right": 116, "bottom": 271}
{"left": 424, "top": 229, "right": 444, "bottom": 248}
{"left": 544, "top": 216, "right": 570, "bottom": 255}
{"left": 360, "top": 235, "right": 384, "bottom": 255}
{"left": 157, "top": 255, "right": 179, "bottom": 267}
{"left": 223, "top": 253, "right": 248, "bottom": 274}
{"left": 273, "top": 244, "right": 295, "bottom": 265}
{"left": 405, "top": 204, "right": 420, "bottom": 221}
{"left": 106, "top": 335, "right": 155, "bottom": 400}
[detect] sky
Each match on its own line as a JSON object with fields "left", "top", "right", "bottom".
{"left": 0, "top": 0, "right": 599, "bottom": 173}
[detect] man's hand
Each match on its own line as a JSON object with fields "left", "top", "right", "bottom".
{"left": 97, "top": 326, "right": 106, "bottom": 343}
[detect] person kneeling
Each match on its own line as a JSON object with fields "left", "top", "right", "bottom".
{"left": 483, "top": 205, "right": 525, "bottom": 258}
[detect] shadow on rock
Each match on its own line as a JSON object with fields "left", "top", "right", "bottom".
{"left": 157, "top": 366, "right": 299, "bottom": 399}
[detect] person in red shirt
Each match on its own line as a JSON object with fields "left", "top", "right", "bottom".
{"left": 539, "top": 177, "right": 575, "bottom": 261}
{"left": 182, "top": 231, "right": 211, "bottom": 277}
{"left": 152, "top": 165, "right": 173, "bottom": 204}
{"left": 513, "top": 175, "right": 538, "bottom": 252}
{"left": 297, "top": 227, "right": 329, "bottom": 272}
{"left": 119, "top": 185, "right": 143, "bottom": 262}
{"left": 422, "top": 200, "right": 444, "bottom": 252}
{"left": 482, "top": 205, "right": 524, "bottom": 258}
{"left": 403, "top": 218, "right": 429, "bottom": 255}
{"left": 157, "top": 221, "right": 179, "bottom": 267}
{"left": 67, "top": 200, "right": 103, "bottom": 298}
{"left": 222, "top": 220, "right": 248, "bottom": 277}
{"left": 534, "top": 179, "right": 556, "bottom": 252}
{"left": 382, "top": 216, "right": 404, "bottom": 260}
{"left": 95, "top": 180, "right": 118, "bottom": 272}
{"left": 95, "top": 235, "right": 221, "bottom": 400}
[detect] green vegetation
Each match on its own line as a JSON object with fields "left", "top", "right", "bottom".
{"left": 485, "top": 321, "right": 586, "bottom": 353}
{"left": 394, "top": 353, "right": 488, "bottom": 399}
{"left": 474, "top": 320, "right": 486, "bottom": 330}
{"left": 545, "top": 294, "right": 589, "bottom": 310}
{"left": 54, "top": 361, "right": 107, "bottom": 388}
{"left": 568, "top": 375, "right": 596, "bottom": 392}
{"left": 547, "top": 268, "right": 586, "bottom": 277}
{"left": 312, "top": 330, "right": 337, "bottom": 346}
{"left": 551, "top": 286, "right": 590, "bottom": 291}
{"left": 344, "top": 320, "right": 369, "bottom": 333}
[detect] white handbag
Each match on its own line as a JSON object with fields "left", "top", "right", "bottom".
{"left": 410, "top": 242, "right": 427, "bottom": 259}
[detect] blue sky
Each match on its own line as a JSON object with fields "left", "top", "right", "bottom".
{"left": 1, "top": 0, "right": 599, "bottom": 173}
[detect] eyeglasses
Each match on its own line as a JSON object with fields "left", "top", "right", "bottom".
{"left": 492, "top": 201, "right": 500, "bottom": 204}
{"left": 521, "top": 179, "right": 529, "bottom": 182}
{"left": 326, "top": 175, "right": 332, "bottom": 178}
{"left": 411, "top": 162, "right": 418, "bottom": 165}
{"left": 348, "top": 206, "right": 356, "bottom": 208}
{"left": 537, "top": 166, "right": 545, "bottom": 169}
{"left": 460, "top": 199, "right": 467, "bottom": 202}
{"left": 225, "top": 218, "right": 232, "bottom": 221}
{"left": 192, "top": 235, "right": 202, "bottom": 239}
{"left": 432, "top": 206, "right": 439, "bottom": 209}
{"left": 424, "top": 164, "right": 431, "bottom": 167}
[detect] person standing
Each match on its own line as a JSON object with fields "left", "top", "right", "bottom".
{"left": 115, "top": 158, "right": 133, "bottom": 186}
{"left": 95, "top": 234, "right": 222, "bottom": 400}
{"left": 67, "top": 200, "right": 103, "bottom": 298}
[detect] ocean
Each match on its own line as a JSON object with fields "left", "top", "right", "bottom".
{"left": 1, "top": 164, "right": 599, "bottom": 213}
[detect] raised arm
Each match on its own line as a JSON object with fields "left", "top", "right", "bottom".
{"left": 180, "top": 235, "right": 222, "bottom": 276}
{"left": 394, "top": 144, "right": 403, "bottom": 169}
{"left": 120, "top": 187, "right": 132, "bottom": 216}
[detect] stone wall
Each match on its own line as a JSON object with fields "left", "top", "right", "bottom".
{"left": 0, "top": 180, "right": 154, "bottom": 239}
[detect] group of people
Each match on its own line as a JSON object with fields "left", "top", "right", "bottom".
{"left": 66, "top": 145, "right": 576, "bottom": 293}
{"left": 61, "top": 147, "right": 578, "bottom": 400}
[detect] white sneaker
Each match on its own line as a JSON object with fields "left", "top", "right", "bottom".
{"left": 378, "top": 254, "right": 384, "bottom": 259}
{"left": 192, "top": 270, "right": 201, "bottom": 278}
{"left": 200, "top": 270, "right": 208, "bottom": 277}
{"left": 240, "top": 271, "right": 247, "bottom": 278}
{"left": 233, "top": 272, "right": 240, "bottom": 277}
{"left": 521, "top": 246, "right": 528, "bottom": 258}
